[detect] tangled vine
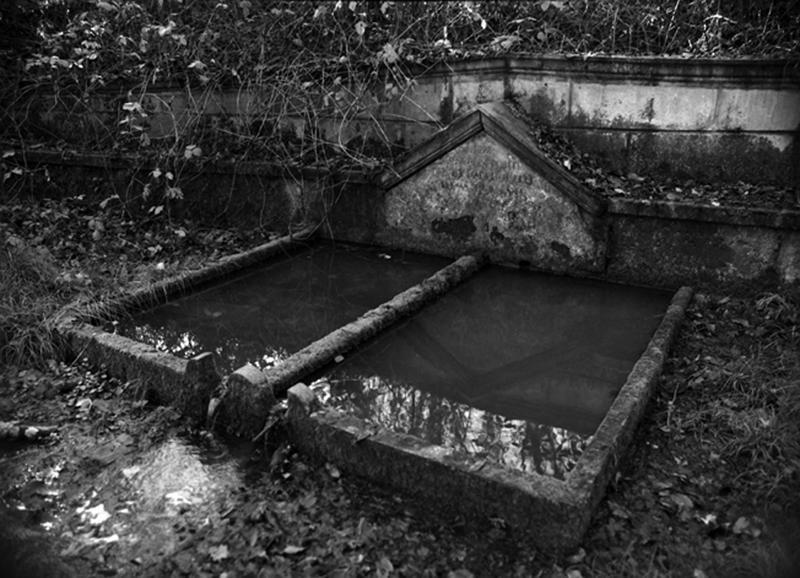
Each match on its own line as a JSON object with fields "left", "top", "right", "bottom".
{"left": 1, "top": 1, "right": 798, "bottom": 210}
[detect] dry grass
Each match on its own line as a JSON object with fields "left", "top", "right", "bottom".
{"left": 685, "top": 292, "right": 800, "bottom": 578}
{"left": 0, "top": 238, "right": 67, "bottom": 368}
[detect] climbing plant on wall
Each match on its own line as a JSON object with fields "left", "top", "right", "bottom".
{"left": 1, "top": 1, "right": 798, "bottom": 208}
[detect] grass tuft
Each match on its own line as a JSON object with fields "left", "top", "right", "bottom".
{"left": 0, "top": 238, "right": 69, "bottom": 368}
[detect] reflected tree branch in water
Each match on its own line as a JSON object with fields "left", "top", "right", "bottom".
{"left": 325, "top": 372, "right": 590, "bottom": 479}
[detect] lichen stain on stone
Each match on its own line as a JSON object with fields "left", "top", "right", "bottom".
{"left": 639, "top": 97, "right": 655, "bottom": 122}
{"left": 384, "top": 133, "right": 604, "bottom": 271}
{"left": 525, "top": 88, "right": 567, "bottom": 125}
{"left": 608, "top": 217, "right": 787, "bottom": 286}
{"left": 430, "top": 215, "right": 477, "bottom": 240}
{"left": 629, "top": 131, "right": 796, "bottom": 185}
{"left": 549, "top": 241, "right": 572, "bottom": 260}
{"left": 490, "top": 226, "right": 506, "bottom": 245}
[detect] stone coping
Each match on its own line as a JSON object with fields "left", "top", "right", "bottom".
{"left": 421, "top": 55, "right": 800, "bottom": 85}
{"left": 88, "top": 55, "right": 800, "bottom": 92}
{"left": 86, "top": 225, "right": 318, "bottom": 321}
{"left": 609, "top": 198, "right": 800, "bottom": 230}
{"left": 222, "top": 253, "right": 487, "bottom": 437}
{"left": 286, "top": 286, "right": 693, "bottom": 551}
{"left": 54, "top": 227, "right": 317, "bottom": 420}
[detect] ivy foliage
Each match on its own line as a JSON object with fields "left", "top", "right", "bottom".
{"left": 9, "top": 0, "right": 800, "bottom": 87}
{"left": 1, "top": 1, "right": 798, "bottom": 206}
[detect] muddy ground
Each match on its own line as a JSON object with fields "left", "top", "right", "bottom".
{"left": 1, "top": 197, "right": 799, "bottom": 577}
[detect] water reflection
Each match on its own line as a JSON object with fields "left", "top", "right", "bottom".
{"left": 111, "top": 435, "right": 243, "bottom": 559}
{"left": 317, "top": 267, "right": 671, "bottom": 479}
{"left": 314, "top": 376, "right": 589, "bottom": 479}
{"left": 115, "top": 244, "right": 448, "bottom": 373}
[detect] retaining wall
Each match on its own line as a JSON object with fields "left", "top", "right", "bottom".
{"left": 324, "top": 183, "right": 800, "bottom": 290}
{"left": 1, "top": 150, "right": 331, "bottom": 230}
{"left": 4, "top": 147, "right": 798, "bottom": 289}
{"left": 20, "top": 55, "right": 800, "bottom": 186}
{"left": 6, "top": 148, "right": 797, "bottom": 288}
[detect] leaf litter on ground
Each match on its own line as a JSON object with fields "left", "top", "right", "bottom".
{"left": 1, "top": 197, "right": 799, "bottom": 577}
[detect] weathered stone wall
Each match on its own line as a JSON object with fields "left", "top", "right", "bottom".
{"left": 394, "top": 57, "right": 800, "bottom": 186}
{"left": 37, "top": 56, "right": 798, "bottom": 186}
{"left": 606, "top": 200, "right": 800, "bottom": 288}
{"left": 323, "top": 183, "right": 800, "bottom": 289}
{"left": 378, "top": 133, "right": 605, "bottom": 272}
{"left": 1, "top": 151, "right": 329, "bottom": 231}
{"left": 8, "top": 147, "right": 798, "bottom": 289}
{"left": 318, "top": 100, "right": 800, "bottom": 289}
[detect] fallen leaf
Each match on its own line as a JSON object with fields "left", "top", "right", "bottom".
{"left": 209, "top": 544, "right": 229, "bottom": 561}
{"left": 567, "top": 547, "right": 586, "bottom": 564}
{"left": 608, "top": 501, "right": 631, "bottom": 519}
{"left": 468, "top": 458, "right": 487, "bottom": 472}
{"left": 326, "top": 463, "right": 341, "bottom": 479}
{"left": 76, "top": 397, "right": 93, "bottom": 410}
{"left": 672, "top": 493, "right": 694, "bottom": 510}
{"left": 83, "top": 504, "right": 111, "bottom": 526}
{"left": 376, "top": 556, "right": 394, "bottom": 578}
{"left": 121, "top": 466, "right": 141, "bottom": 479}
{"left": 87, "top": 534, "right": 119, "bottom": 545}
{"left": 732, "top": 516, "right": 749, "bottom": 534}
{"left": 299, "top": 493, "right": 317, "bottom": 510}
{"left": 697, "top": 512, "right": 717, "bottom": 525}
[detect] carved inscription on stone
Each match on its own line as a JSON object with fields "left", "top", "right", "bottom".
{"left": 384, "top": 132, "right": 603, "bottom": 271}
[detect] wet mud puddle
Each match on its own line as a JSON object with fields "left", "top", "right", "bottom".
{"left": 1, "top": 424, "right": 254, "bottom": 575}
{"left": 116, "top": 243, "right": 448, "bottom": 374}
{"left": 313, "top": 267, "right": 672, "bottom": 479}
{"left": 94, "top": 434, "right": 245, "bottom": 565}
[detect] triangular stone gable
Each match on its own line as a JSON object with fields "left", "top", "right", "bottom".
{"left": 378, "top": 102, "right": 607, "bottom": 273}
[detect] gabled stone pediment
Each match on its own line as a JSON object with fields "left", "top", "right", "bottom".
{"left": 377, "top": 101, "right": 608, "bottom": 273}
{"left": 381, "top": 101, "right": 606, "bottom": 217}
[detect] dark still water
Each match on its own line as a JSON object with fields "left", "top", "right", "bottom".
{"left": 314, "top": 267, "right": 672, "bottom": 479}
{"left": 115, "top": 243, "right": 449, "bottom": 373}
